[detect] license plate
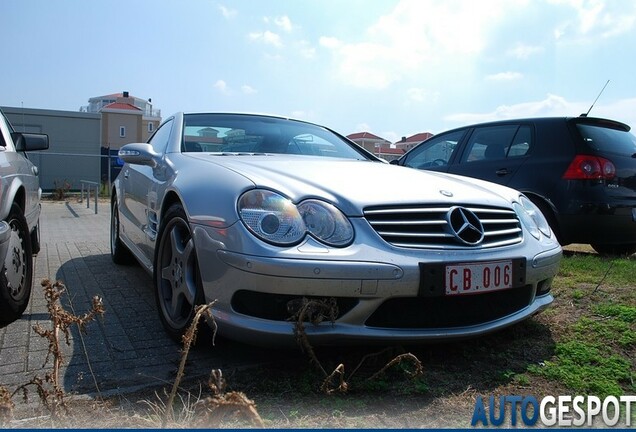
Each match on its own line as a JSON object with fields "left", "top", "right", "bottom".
{"left": 445, "top": 260, "right": 513, "bottom": 295}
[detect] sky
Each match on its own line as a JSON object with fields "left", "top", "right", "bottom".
{"left": 3, "top": 0, "right": 636, "bottom": 143}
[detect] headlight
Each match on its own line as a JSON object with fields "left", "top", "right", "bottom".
{"left": 238, "top": 190, "right": 354, "bottom": 247}
{"left": 513, "top": 196, "right": 552, "bottom": 240}
{"left": 298, "top": 200, "right": 354, "bottom": 246}
{"left": 238, "top": 190, "right": 305, "bottom": 245}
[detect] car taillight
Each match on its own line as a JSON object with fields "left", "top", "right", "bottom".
{"left": 562, "top": 155, "right": 616, "bottom": 180}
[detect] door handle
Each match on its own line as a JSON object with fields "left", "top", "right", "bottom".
{"left": 495, "top": 168, "right": 509, "bottom": 176}
{"left": 32, "top": 166, "right": 39, "bottom": 176}
{"left": 124, "top": 170, "right": 129, "bottom": 179}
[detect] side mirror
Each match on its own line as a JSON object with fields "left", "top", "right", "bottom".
{"left": 11, "top": 132, "right": 49, "bottom": 151}
{"left": 389, "top": 159, "right": 400, "bottom": 165}
{"left": 118, "top": 143, "right": 160, "bottom": 167}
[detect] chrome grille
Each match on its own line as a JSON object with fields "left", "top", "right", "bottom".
{"left": 364, "top": 204, "right": 523, "bottom": 249}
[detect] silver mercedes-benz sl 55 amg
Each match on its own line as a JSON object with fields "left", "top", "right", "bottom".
{"left": 111, "top": 112, "right": 562, "bottom": 346}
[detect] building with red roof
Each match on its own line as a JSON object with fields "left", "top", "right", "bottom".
{"left": 81, "top": 91, "right": 162, "bottom": 150}
{"left": 395, "top": 132, "right": 434, "bottom": 151}
{"left": 347, "top": 130, "right": 433, "bottom": 161}
{"left": 346, "top": 131, "right": 394, "bottom": 157}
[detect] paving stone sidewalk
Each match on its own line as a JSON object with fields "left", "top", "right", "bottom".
{"left": 0, "top": 199, "right": 278, "bottom": 401}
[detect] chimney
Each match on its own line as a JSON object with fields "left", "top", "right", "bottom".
{"left": 401, "top": 136, "right": 406, "bottom": 142}
{"left": 123, "top": 91, "right": 129, "bottom": 98}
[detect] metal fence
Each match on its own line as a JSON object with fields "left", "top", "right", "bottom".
{"left": 26, "top": 151, "right": 123, "bottom": 195}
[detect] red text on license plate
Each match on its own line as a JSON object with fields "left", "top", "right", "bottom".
{"left": 445, "top": 260, "right": 513, "bottom": 295}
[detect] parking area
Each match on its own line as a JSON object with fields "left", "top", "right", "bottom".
{"left": 0, "top": 199, "right": 274, "bottom": 399}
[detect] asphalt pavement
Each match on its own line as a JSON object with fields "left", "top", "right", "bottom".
{"left": 0, "top": 199, "right": 273, "bottom": 401}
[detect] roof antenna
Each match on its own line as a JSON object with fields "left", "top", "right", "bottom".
{"left": 581, "top": 79, "right": 610, "bottom": 117}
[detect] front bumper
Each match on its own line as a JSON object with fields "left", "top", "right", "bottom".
{"left": 192, "top": 221, "right": 562, "bottom": 346}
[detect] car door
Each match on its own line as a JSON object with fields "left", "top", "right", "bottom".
{"left": 120, "top": 119, "right": 174, "bottom": 264}
{"left": 447, "top": 124, "right": 533, "bottom": 186}
{"left": 0, "top": 114, "right": 42, "bottom": 226}
{"left": 400, "top": 129, "right": 466, "bottom": 172}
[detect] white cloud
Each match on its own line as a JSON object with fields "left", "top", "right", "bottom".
{"left": 587, "top": 97, "right": 636, "bottom": 129}
{"left": 319, "top": 0, "right": 523, "bottom": 89}
{"left": 264, "top": 53, "right": 283, "bottom": 61}
{"left": 407, "top": 88, "right": 426, "bottom": 102}
{"left": 213, "top": 81, "right": 257, "bottom": 97}
{"left": 218, "top": 5, "right": 237, "bottom": 20}
{"left": 274, "top": 16, "right": 293, "bottom": 32}
{"left": 444, "top": 94, "right": 580, "bottom": 124}
{"left": 549, "top": 0, "right": 636, "bottom": 40}
{"left": 407, "top": 88, "right": 440, "bottom": 103}
{"left": 213, "top": 79, "right": 229, "bottom": 94}
{"left": 444, "top": 94, "right": 636, "bottom": 132}
{"left": 241, "top": 85, "right": 257, "bottom": 95}
{"left": 355, "top": 123, "right": 371, "bottom": 132}
{"left": 319, "top": 36, "right": 342, "bottom": 49}
{"left": 485, "top": 71, "right": 523, "bottom": 81}
{"left": 507, "top": 44, "right": 543, "bottom": 59}
{"left": 298, "top": 40, "right": 316, "bottom": 59}
{"left": 300, "top": 46, "right": 316, "bottom": 59}
{"left": 248, "top": 31, "right": 283, "bottom": 48}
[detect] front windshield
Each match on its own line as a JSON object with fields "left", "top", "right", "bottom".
{"left": 182, "top": 113, "right": 372, "bottom": 160}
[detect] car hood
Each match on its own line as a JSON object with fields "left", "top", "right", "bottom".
{"left": 188, "top": 154, "right": 519, "bottom": 216}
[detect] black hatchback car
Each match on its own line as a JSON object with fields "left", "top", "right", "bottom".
{"left": 392, "top": 116, "right": 636, "bottom": 255}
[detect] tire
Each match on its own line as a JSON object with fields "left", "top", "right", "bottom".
{"left": 0, "top": 203, "right": 34, "bottom": 325}
{"left": 111, "top": 197, "right": 135, "bottom": 265}
{"left": 153, "top": 204, "right": 204, "bottom": 342}
{"left": 590, "top": 243, "right": 636, "bottom": 257}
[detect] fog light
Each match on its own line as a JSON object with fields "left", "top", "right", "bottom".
{"left": 536, "top": 278, "right": 553, "bottom": 296}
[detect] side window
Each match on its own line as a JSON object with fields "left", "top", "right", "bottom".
{"left": 508, "top": 125, "right": 532, "bottom": 157}
{"left": 462, "top": 125, "right": 519, "bottom": 163}
{"left": 0, "top": 114, "right": 10, "bottom": 147}
{"left": 149, "top": 119, "right": 173, "bottom": 154}
{"left": 403, "top": 130, "right": 464, "bottom": 169}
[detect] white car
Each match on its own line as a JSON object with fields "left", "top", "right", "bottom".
{"left": 112, "top": 112, "right": 562, "bottom": 346}
{"left": 0, "top": 109, "right": 48, "bottom": 325}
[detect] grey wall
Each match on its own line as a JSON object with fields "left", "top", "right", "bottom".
{"left": 1, "top": 107, "right": 101, "bottom": 191}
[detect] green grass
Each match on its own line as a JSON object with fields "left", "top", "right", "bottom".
{"left": 528, "top": 253, "right": 636, "bottom": 398}
{"left": 529, "top": 341, "right": 633, "bottom": 397}
{"left": 556, "top": 254, "right": 636, "bottom": 288}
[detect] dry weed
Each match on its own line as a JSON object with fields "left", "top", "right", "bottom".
{"left": 157, "top": 301, "right": 264, "bottom": 428}
{"left": 193, "top": 369, "right": 264, "bottom": 428}
{"left": 12, "top": 279, "right": 104, "bottom": 420}
{"left": 320, "top": 363, "right": 348, "bottom": 395}
{"left": 163, "top": 301, "right": 216, "bottom": 427}
{"left": 289, "top": 297, "right": 424, "bottom": 394}
{"left": 0, "top": 385, "right": 14, "bottom": 426}
{"left": 289, "top": 297, "right": 339, "bottom": 376}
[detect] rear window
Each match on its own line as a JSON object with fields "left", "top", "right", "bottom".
{"left": 577, "top": 124, "right": 636, "bottom": 157}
